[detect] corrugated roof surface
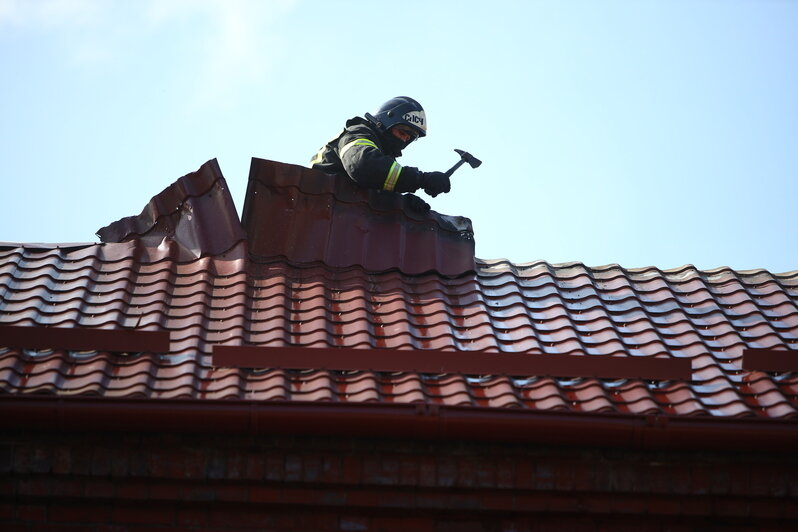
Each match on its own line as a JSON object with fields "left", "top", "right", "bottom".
{"left": 242, "top": 158, "right": 475, "bottom": 275}
{"left": 1, "top": 157, "right": 797, "bottom": 421}
{"left": 96, "top": 158, "right": 246, "bottom": 261}
{"left": 1, "top": 240, "right": 797, "bottom": 418}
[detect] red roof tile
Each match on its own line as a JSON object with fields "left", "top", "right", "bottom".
{"left": 1, "top": 158, "right": 797, "bottom": 432}
{"left": 242, "top": 158, "right": 475, "bottom": 276}
{"left": 96, "top": 159, "right": 246, "bottom": 260}
{"left": 1, "top": 240, "right": 797, "bottom": 419}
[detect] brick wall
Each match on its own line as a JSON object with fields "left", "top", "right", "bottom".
{"left": 2, "top": 431, "right": 797, "bottom": 531}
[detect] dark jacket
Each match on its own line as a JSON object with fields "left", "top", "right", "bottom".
{"left": 310, "top": 117, "right": 423, "bottom": 193}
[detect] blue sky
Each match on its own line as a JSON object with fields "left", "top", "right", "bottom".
{"left": 1, "top": 0, "right": 796, "bottom": 272}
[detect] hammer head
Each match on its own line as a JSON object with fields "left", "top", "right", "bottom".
{"left": 454, "top": 149, "right": 482, "bottom": 168}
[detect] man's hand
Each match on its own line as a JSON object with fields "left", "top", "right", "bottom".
{"left": 421, "top": 172, "right": 451, "bottom": 197}
{"left": 405, "top": 194, "right": 431, "bottom": 213}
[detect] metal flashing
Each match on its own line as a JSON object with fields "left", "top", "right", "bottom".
{"left": 0, "top": 325, "right": 170, "bottom": 353}
{"left": 213, "top": 345, "right": 692, "bottom": 380}
{"left": 743, "top": 348, "right": 798, "bottom": 372}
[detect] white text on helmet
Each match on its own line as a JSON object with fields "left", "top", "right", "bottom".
{"left": 402, "top": 111, "right": 426, "bottom": 130}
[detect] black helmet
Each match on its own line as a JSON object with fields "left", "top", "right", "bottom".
{"left": 365, "top": 96, "right": 427, "bottom": 138}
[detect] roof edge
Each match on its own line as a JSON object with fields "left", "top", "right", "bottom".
{"left": 4, "top": 395, "right": 796, "bottom": 452}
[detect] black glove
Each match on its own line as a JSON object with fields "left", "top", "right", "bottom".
{"left": 421, "top": 171, "right": 451, "bottom": 197}
{"left": 405, "top": 194, "right": 431, "bottom": 213}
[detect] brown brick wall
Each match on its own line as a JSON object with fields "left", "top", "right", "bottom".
{"left": 2, "top": 431, "right": 797, "bottom": 530}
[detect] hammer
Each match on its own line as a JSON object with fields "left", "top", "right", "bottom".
{"left": 444, "top": 149, "right": 482, "bottom": 178}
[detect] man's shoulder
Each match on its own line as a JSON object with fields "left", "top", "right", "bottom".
{"left": 344, "top": 116, "right": 377, "bottom": 136}
{"left": 336, "top": 116, "right": 387, "bottom": 154}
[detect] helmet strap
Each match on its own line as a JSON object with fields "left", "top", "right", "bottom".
{"left": 364, "top": 112, "right": 383, "bottom": 131}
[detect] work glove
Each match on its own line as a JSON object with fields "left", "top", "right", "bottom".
{"left": 405, "top": 194, "right": 431, "bottom": 213}
{"left": 421, "top": 172, "right": 451, "bottom": 198}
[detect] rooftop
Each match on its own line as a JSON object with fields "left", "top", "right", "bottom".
{"left": 2, "top": 158, "right": 797, "bottom": 448}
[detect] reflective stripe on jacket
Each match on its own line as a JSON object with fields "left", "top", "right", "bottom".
{"left": 310, "top": 117, "right": 422, "bottom": 193}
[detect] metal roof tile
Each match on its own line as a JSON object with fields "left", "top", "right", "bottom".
{"left": 3, "top": 159, "right": 798, "bottom": 423}
{"left": 527, "top": 394, "right": 570, "bottom": 411}
{"left": 240, "top": 158, "right": 474, "bottom": 276}
{"left": 97, "top": 159, "right": 246, "bottom": 261}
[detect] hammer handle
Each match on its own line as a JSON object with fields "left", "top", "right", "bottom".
{"left": 444, "top": 159, "right": 466, "bottom": 178}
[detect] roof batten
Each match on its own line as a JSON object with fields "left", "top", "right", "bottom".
{"left": 742, "top": 348, "right": 798, "bottom": 372}
{"left": 212, "top": 345, "right": 692, "bottom": 380}
{"left": 0, "top": 325, "right": 171, "bottom": 354}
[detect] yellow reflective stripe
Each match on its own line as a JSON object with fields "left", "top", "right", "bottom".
{"left": 339, "top": 138, "right": 379, "bottom": 159}
{"left": 383, "top": 161, "right": 402, "bottom": 191}
{"left": 310, "top": 147, "right": 324, "bottom": 165}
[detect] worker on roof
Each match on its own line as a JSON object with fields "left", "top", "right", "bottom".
{"left": 310, "top": 97, "right": 451, "bottom": 210}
